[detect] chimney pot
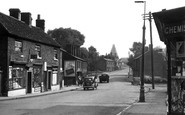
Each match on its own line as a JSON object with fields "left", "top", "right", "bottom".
{"left": 36, "top": 14, "right": 45, "bottom": 31}
{"left": 37, "top": 14, "right": 40, "bottom": 20}
{"left": 9, "top": 8, "right": 21, "bottom": 20}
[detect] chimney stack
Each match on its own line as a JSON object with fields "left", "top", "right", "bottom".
{"left": 9, "top": 8, "right": 21, "bottom": 20}
{"left": 36, "top": 14, "right": 45, "bottom": 31}
{"left": 21, "top": 12, "right": 32, "bottom": 26}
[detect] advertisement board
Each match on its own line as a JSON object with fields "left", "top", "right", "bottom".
{"left": 64, "top": 61, "right": 75, "bottom": 76}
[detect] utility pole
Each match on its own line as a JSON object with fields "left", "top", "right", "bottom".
{"left": 149, "top": 12, "right": 154, "bottom": 89}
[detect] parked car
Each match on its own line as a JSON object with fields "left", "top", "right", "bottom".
{"left": 83, "top": 76, "right": 98, "bottom": 90}
{"left": 99, "top": 73, "right": 109, "bottom": 83}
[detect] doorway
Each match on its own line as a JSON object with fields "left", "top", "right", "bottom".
{"left": 27, "top": 72, "right": 32, "bottom": 93}
{"left": 48, "top": 71, "right": 52, "bottom": 90}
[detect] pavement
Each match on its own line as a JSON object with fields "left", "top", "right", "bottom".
{"left": 0, "top": 85, "right": 80, "bottom": 101}
{"left": 120, "top": 84, "right": 167, "bottom": 115}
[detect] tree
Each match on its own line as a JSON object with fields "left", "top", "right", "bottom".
{"left": 47, "top": 27, "right": 85, "bottom": 48}
{"left": 88, "top": 46, "right": 99, "bottom": 71}
{"left": 127, "top": 42, "right": 148, "bottom": 69}
{"left": 80, "top": 47, "right": 89, "bottom": 59}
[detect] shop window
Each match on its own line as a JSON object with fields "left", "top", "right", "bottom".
{"left": 9, "top": 66, "right": 25, "bottom": 90}
{"left": 33, "top": 67, "right": 41, "bottom": 87}
{"left": 52, "top": 70, "right": 58, "bottom": 85}
{"left": 15, "top": 40, "right": 23, "bottom": 52}
{"left": 54, "top": 49, "right": 58, "bottom": 60}
{"left": 35, "top": 45, "right": 41, "bottom": 59}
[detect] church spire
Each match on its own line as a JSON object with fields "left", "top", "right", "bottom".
{"left": 110, "top": 44, "right": 118, "bottom": 58}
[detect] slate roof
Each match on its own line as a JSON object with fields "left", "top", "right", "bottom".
{"left": 0, "top": 12, "right": 60, "bottom": 47}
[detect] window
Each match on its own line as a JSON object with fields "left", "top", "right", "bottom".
{"left": 35, "top": 45, "right": 41, "bottom": 59}
{"left": 9, "top": 66, "right": 25, "bottom": 90}
{"left": 33, "top": 66, "right": 41, "bottom": 88}
{"left": 15, "top": 40, "right": 22, "bottom": 52}
{"left": 54, "top": 49, "right": 58, "bottom": 60}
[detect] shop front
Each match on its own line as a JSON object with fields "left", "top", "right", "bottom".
{"left": 153, "top": 7, "right": 185, "bottom": 115}
{"left": 8, "top": 64, "right": 27, "bottom": 96}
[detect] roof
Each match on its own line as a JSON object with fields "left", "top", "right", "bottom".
{"left": 61, "top": 48, "right": 86, "bottom": 62}
{"left": 104, "top": 58, "right": 114, "bottom": 61}
{"left": 0, "top": 12, "right": 60, "bottom": 47}
{"left": 152, "top": 6, "right": 185, "bottom": 43}
{"left": 134, "top": 50, "right": 150, "bottom": 60}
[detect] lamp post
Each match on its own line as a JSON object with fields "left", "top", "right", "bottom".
{"left": 135, "top": 0, "right": 146, "bottom": 102}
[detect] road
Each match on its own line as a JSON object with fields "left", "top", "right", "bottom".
{"left": 0, "top": 68, "right": 141, "bottom": 115}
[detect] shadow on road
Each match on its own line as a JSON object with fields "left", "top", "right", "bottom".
{"left": 109, "top": 75, "right": 131, "bottom": 83}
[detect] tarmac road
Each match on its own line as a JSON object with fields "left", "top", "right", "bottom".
{"left": 0, "top": 69, "right": 142, "bottom": 115}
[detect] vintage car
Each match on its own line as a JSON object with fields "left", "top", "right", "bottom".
{"left": 99, "top": 73, "right": 110, "bottom": 83}
{"left": 83, "top": 76, "right": 98, "bottom": 90}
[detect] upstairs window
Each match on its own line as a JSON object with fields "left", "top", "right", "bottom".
{"left": 54, "top": 49, "right": 58, "bottom": 60}
{"left": 15, "top": 40, "right": 22, "bottom": 52}
{"left": 35, "top": 45, "right": 41, "bottom": 59}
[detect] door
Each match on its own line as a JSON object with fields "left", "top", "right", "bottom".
{"left": 48, "top": 71, "right": 52, "bottom": 90}
{"left": 27, "top": 72, "right": 32, "bottom": 93}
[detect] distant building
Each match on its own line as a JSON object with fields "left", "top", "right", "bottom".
{"left": 117, "top": 58, "right": 128, "bottom": 69}
{"left": 132, "top": 49, "right": 167, "bottom": 78}
{"left": 97, "top": 58, "right": 115, "bottom": 72}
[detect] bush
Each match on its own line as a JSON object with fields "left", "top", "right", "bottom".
{"left": 144, "top": 76, "right": 167, "bottom": 83}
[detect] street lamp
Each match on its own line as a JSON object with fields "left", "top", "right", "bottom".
{"left": 135, "top": 0, "right": 146, "bottom": 102}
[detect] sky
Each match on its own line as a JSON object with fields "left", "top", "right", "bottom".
{"left": 1, "top": 0, "right": 185, "bottom": 58}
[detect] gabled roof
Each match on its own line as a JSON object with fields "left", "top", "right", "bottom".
{"left": 0, "top": 12, "right": 60, "bottom": 47}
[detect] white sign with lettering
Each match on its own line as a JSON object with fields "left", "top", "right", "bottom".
{"left": 176, "top": 41, "right": 185, "bottom": 57}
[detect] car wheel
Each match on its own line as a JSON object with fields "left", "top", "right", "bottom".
{"left": 84, "top": 88, "right": 86, "bottom": 90}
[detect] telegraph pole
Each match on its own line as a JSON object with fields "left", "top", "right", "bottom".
{"left": 149, "top": 12, "right": 154, "bottom": 89}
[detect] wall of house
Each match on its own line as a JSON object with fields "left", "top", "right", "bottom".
{"left": 7, "top": 37, "right": 60, "bottom": 96}
{"left": 97, "top": 59, "right": 106, "bottom": 71}
{"left": 133, "top": 51, "right": 167, "bottom": 78}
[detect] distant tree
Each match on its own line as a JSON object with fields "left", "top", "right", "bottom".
{"left": 127, "top": 54, "right": 135, "bottom": 69}
{"left": 47, "top": 27, "right": 85, "bottom": 48}
{"left": 88, "top": 46, "right": 99, "bottom": 71}
{"left": 105, "top": 53, "right": 117, "bottom": 60}
{"left": 80, "top": 47, "right": 89, "bottom": 59}
{"left": 127, "top": 42, "right": 149, "bottom": 69}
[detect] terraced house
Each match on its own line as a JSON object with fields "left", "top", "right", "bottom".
{"left": 0, "top": 9, "right": 62, "bottom": 96}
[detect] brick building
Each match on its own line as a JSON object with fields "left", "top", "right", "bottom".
{"left": 97, "top": 58, "right": 115, "bottom": 72}
{"left": 132, "top": 49, "right": 167, "bottom": 78}
{"left": 0, "top": 9, "right": 61, "bottom": 96}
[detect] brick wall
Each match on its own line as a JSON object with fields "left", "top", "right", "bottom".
{"left": 8, "top": 37, "right": 59, "bottom": 67}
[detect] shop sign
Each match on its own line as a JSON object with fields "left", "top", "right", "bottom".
{"left": 34, "top": 87, "right": 41, "bottom": 92}
{"left": 164, "top": 23, "right": 185, "bottom": 36}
